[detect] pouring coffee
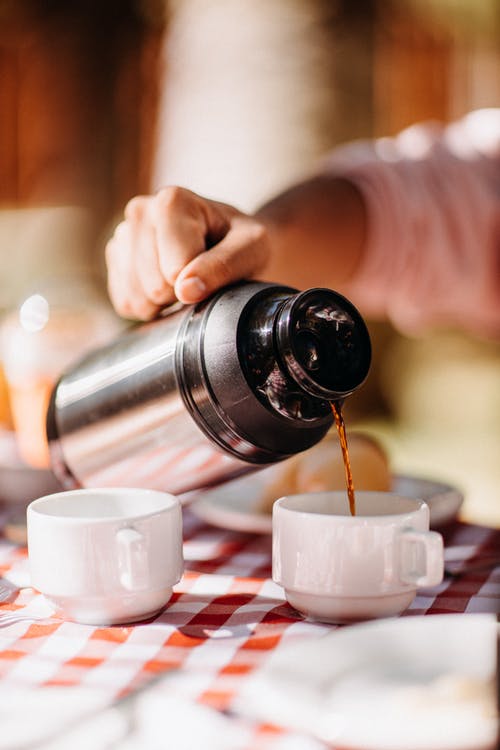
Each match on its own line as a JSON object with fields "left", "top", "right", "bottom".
{"left": 47, "top": 281, "right": 371, "bottom": 496}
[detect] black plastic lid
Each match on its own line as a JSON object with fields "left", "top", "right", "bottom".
{"left": 275, "top": 288, "right": 371, "bottom": 399}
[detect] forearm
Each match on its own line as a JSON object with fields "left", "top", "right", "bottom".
{"left": 254, "top": 176, "right": 367, "bottom": 292}
{"left": 106, "top": 110, "right": 499, "bottom": 335}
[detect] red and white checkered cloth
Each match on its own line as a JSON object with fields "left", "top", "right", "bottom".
{"left": 1, "top": 510, "right": 499, "bottom": 749}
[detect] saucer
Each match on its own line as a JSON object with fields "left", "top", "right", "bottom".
{"left": 0, "top": 430, "right": 61, "bottom": 506}
{"left": 0, "top": 463, "right": 62, "bottom": 505}
{"left": 189, "top": 473, "right": 464, "bottom": 532}
{"left": 235, "top": 613, "right": 498, "bottom": 750}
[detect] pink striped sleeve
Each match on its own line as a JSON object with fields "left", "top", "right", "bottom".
{"left": 322, "top": 109, "right": 500, "bottom": 338}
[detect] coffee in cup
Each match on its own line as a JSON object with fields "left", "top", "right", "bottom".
{"left": 273, "top": 491, "right": 444, "bottom": 623}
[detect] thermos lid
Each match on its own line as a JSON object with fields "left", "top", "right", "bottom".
{"left": 275, "top": 287, "right": 371, "bottom": 400}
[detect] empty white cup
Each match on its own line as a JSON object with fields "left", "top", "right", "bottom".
{"left": 273, "top": 491, "right": 444, "bottom": 623}
{"left": 27, "top": 488, "right": 183, "bottom": 625}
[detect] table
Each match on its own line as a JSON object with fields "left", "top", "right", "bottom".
{"left": 1, "top": 508, "right": 499, "bottom": 749}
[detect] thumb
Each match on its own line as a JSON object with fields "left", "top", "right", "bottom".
{"left": 174, "top": 216, "right": 270, "bottom": 304}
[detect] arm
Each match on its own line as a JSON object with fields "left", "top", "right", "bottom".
{"left": 106, "top": 109, "right": 500, "bottom": 336}
{"left": 320, "top": 108, "right": 500, "bottom": 337}
{"left": 255, "top": 176, "right": 367, "bottom": 292}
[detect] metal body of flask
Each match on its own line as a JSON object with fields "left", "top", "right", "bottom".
{"left": 47, "top": 281, "right": 371, "bottom": 496}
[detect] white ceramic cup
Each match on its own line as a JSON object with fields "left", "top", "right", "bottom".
{"left": 27, "top": 488, "right": 183, "bottom": 625}
{"left": 272, "top": 491, "right": 444, "bottom": 623}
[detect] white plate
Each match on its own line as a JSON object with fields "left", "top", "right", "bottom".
{"left": 189, "top": 471, "right": 464, "bottom": 532}
{"left": 235, "top": 613, "right": 498, "bottom": 750}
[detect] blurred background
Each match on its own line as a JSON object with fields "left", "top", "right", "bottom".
{"left": 0, "top": 0, "right": 499, "bottom": 525}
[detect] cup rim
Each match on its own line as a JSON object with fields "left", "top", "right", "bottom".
{"left": 274, "top": 490, "right": 428, "bottom": 522}
{"left": 27, "top": 487, "right": 180, "bottom": 524}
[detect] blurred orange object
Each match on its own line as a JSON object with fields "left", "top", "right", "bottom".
{"left": 0, "top": 364, "right": 13, "bottom": 429}
{"left": 7, "top": 378, "right": 52, "bottom": 468}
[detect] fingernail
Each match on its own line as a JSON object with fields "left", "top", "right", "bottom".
{"left": 176, "top": 276, "right": 207, "bottom": 303}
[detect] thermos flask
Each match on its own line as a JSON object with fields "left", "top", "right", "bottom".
{"left": 47, "top": 281, "right": 371, "bottom": 495}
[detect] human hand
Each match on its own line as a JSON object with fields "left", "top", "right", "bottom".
{"left": 105, "top": 186, "right": 271, "bottom": 320}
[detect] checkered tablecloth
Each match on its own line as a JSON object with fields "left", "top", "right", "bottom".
{"left": 1, "top": 509, "right": 499, "bottom": 749}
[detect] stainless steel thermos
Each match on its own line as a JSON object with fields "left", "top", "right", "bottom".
{"left": 47, "top": 281, "right": 371, "bottom": 495}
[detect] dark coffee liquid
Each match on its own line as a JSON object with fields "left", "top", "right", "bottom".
{"left": 331, "top": 401, "right": 356, "bottom": 516}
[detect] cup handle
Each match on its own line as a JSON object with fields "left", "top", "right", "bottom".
{"left": 116, "top": 527, "right": 148, "bottom": 591}
{"left": 398, "top": 528, "right": 444, "bottom": 587}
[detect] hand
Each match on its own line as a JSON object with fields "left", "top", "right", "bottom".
{"left": 105, "top": 186, "right": 271, "bottom": 320}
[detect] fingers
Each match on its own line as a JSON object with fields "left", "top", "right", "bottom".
{"left": 106, "top": 220, "right": 160, "bottom": 321}
{"left": 106, "top": 194, "right": 176, "bottom": 320}
{"left": 174, "top": 215, "right": 270, "bottom": 303}
{"left": 153, "top": 187, "right": 230, "bottom": 286}
{"left": 130, "top": 198, "right": 176, "bottom": 308}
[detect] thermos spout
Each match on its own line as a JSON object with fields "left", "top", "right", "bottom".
{"left": 274, "top": 287, "right": 371, "bottom": 400}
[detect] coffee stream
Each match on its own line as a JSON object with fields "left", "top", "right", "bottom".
{"left": 331, "top": 401, "right": 356, "bottom": 516}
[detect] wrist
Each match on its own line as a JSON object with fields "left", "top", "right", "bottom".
{"left": 253, "top": 176, "right": 367, "bottom": 289}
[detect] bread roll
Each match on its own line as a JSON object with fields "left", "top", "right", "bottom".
{"left": 257, "top": 431, "right": 390, "bottom": 514}
{"left": 256, "top": 454, "right": 301, "bottom": 513}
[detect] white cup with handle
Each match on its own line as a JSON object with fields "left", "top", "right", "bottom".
{"left": 27, "top": 487, "right": 183, "bottom": 625}
{"left": 273, "top": 491, "right": 444, "bottom": 623}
